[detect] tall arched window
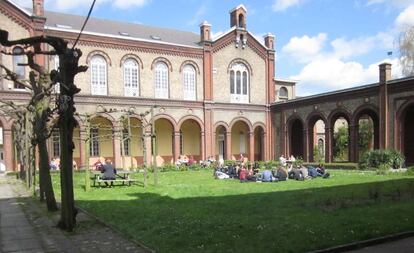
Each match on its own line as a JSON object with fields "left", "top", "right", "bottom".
{"left": 90, "top": 55, "right": 107, "bottom": 95}
{"left": 279, "top": 87, "right": 288, "bottom": 100}
{"left": 12, "top": 47, "right": 25, "bottom": 89}
{"left": 183, "top": 65, "right": 196, "bottom": 100}
{"left": 154, "top": 62, "right": 168, "bottom": 98}
{"left": 230, "top": 63, "right": 249, "bottom": 103}
{"left": 123, "top": 59, "right": 139, "bottom": 97}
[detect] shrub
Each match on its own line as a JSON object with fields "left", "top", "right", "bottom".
{"left": 303, "top": 162, "right": 358, "bottom": 170}
{"left": 406, "top": 166, "right": 414, "bottom": 176}
{"left": 359, "top": 149, "right": 405, "bottom": 170}
{"left": 376, "top": 164, "right": 389, "bottom": 175}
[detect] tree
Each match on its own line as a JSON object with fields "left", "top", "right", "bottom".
{"left": 333, "top": 126, "right": 349, "bottom": 161}
{"left": 0, "top": 41, "right": 58, "bottom": 211}
{"left": 358, "top": 119, "right": 374, "bottom": 158}
{"left": 400, "top": 26, "right": 414, "bottom": 76}
{"left": 0, "top": 29, "right": 87, "bottom": 231}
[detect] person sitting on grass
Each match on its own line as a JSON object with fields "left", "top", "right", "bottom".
{"left": 299, "top": 165, "right": 311, "bottom": 180}
{"left": 289, "top": 166, "right": 303, "bottom": 181}
{"left": 261, "top": 169, "right": 275, "bottom": 182}
{"left": 214, "top": 166, "right": 230, "bottom": 180}
{"left": 316, "top": 164, "right": 330, "bottom": 178}
{"left": 247, "top": 165, "right": 256, "bottom": 181}
{"left": 239, "top": 166, "right": 248, "bottom": 182}
{"left": 102, "top": 159, "right": 116, "bottom": 187}
{"left": 275, "top": 167, "right": 288, "bottom": 181}
{"left": 307, "top": 166, "right": 318, "bottom": 178}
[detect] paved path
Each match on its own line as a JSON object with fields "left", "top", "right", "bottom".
{"left": 0, "top": 173, "right": 151, "bottom": 253}
{"left": 347, "top": 236, "right": 414, "bottom": 253}
{"left": 0, "top": 174, "right": 45, "bottom": 252}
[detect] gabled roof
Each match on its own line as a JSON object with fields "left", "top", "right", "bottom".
{"left": 8, "top": 0, "right": 32, "bottom": 16}
{"left": 43, "top": 10, "right": 202, "bottom": 48}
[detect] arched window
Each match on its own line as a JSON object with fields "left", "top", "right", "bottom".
{"left": 154, "top": 62, "right": 168, "bottom": 98}
{"left": 183, "top": 65, "right": 196, "bottom": 100}
{"left": 238, "top": 14, "right": 245, "bottom": 28}
{"left": 230, "top": 63, "right": 249, "bottom": 103}
{"left": 279, "top": 87, "right": 288, "bottom": 100}
{"left": 12, "top": 47, "right": 25, "bottom": 89}
{"left": 90, "top": 55, "right": 107, "bottom": 95}
{"left": 123, "top": 59, "right": 139, "bottom": 97}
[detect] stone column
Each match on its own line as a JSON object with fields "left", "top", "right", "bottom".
{"left": 79, "top": 129, "right": 87, "bottom": 169}
{"left": 349, "top": 124, "right": 358, "bottom": 162}
{"left": 303, "top": 129, "right": 309, "bottom": 162}
{"left": 248, "top": 131, "right": 254, "bottom": 162}
{"left": 226, "top": 132, "right": 232, "bottom": 160}
{"left": 3, "top": 129, "right": 14, "bottom": 171}
{"left": 113, "top": 126, "right": 122, "bottom": 168}
{"left": 200, "top": 131, "right": 205, "bottom": 161}
{"left": 173, "top": 131, "right": 181, "bottom": 161}
{"left": 325, "top": 127, "right": 332, "bottom": 163}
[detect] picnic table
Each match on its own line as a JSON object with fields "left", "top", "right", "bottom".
{"left": 91, "top": 169, "right": 138, "bottom": 187}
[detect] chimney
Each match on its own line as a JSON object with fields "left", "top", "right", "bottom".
{"left": 379, "top": 63, "right": 392, "bottom": 84}
{"left": 200, "top": 21, "right": 211, "bottom": 42}
{"left": 33, "top": 0, "right": 44, "bottom": 17}
{"left": 230, "top": 4, "right": 247, "bottom": 29}
{"left": 263, "top": 33, "right": 275, "bottom": 50}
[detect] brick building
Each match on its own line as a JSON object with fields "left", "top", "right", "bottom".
{"left": 0, "top": 0, "right": 283, "bottom": 171}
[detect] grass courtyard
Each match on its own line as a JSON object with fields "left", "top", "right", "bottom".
{"left": 53, "top": 170, "right": 414, "bottom": 253}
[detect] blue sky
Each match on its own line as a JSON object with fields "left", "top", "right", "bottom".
{"left": 14, "top": 0, "right": 414, "bottom": 96}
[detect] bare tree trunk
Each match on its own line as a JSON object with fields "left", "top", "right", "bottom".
{"left": 38, "top": 139, "right": 58, "bottom": 211}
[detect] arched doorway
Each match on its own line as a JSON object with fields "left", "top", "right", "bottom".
{"left": 180, "top": 119, "right": 201, "bottom": 161}
{"left": 154, "top": 118, "right": 174, "bottom": 164}
{"left": 403, "top": 104, "right": 414, "bottom": 165}
{"left": 308, "top": 116, "right": 326, "bottom": 162}
{"left": 231, "top": 121, "right": 249, "bottom": 160}
{"left": 354, "top": 108, "right": 379, "bottom": 161}
{"left": 215, "top": 125, "right": 227, "bottom": 160}
{"left": 289, "top": 119, "right": 304, "bottom": 159}
{"left": 254, "top": 126, "right": 264, "bottom": 161}
{"left": 332, "top": 117, "right": 349, "bottom": 162}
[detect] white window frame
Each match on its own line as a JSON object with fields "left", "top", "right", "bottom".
{"left": 52, "top": 130, "right": 60, "bottom": 157}
{"left": 123, "top": 59, "right": 139, "bottom": 97}
{"left": 12, "top": 47, "right": 26, "bottom": 90}
{"left": 90, "top": 55, "right": 107, "bottom": 96}
{"left": 0, "top": 127, "right": 3, "bottom": 145}
{"left": 230, "top": 63, "right": 249, "bottom": 103}
{"left": 239, "top": 132, "right": 246, "bottom": 154}
{"left": 90, "top": 128, "right": 100, "bottom": 156}
{"left": 154, "top": 62, "right": 169, "bottom": 99}
{"left": 183, "top": 65, "right": 196, "bottom": 100}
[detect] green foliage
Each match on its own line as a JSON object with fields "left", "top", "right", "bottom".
{"left": 304, "top": 162, "right": 358, "bottom": 170}
{"left": 359, "top": 149, "right": 405, "bottom": 170}
{"left": 376, "top": 164, "right": 389, "bottom": 175}
{"left": 334, "top": 125, "right": 349, "bottom": 161}
{"left": 313, "top": 145, "right": 325, "bottom": 163}
{"left": 358, "top": 119, "right": 374, "bottom": 158}
{"left": 292, "top": 157, "right": 304, "bottom": 167}
{"left": 405, "top": 166, "right": 414, "bottom": 176}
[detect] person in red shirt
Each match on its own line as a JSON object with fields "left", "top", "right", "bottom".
{"left": 239, "top": 166, "right": 248, "bottom": 182}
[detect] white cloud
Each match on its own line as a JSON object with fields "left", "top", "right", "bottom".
{"left": 367, "top": 0, "right": 414, "bottom": 8}
{"left": 292, "top": 58, "right": 403, "bottom": 95}
{"left": 330, "top": 32, "right": 394, "bottom": 59}
{"left": 395, "top": 5, "right": 414, "bottom": 29}
{"left": 272, "top": 0, "right": 306, "bottom": 12}
{"left": 113, "top": 0, "right": 150, "bottom": 9}
{"left": 281, "top": 33, "right": 327, "bottom": 63}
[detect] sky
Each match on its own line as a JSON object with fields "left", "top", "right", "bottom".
{"left": 12, "top": 0, "right": 414, "bottom": 96}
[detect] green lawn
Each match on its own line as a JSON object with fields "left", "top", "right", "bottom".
{"left": 53, "top": 170, "right": 414, "bottom": 253}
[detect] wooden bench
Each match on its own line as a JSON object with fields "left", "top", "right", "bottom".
{"left": 91, "top": 170, "right": 138, "bottom": 187}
